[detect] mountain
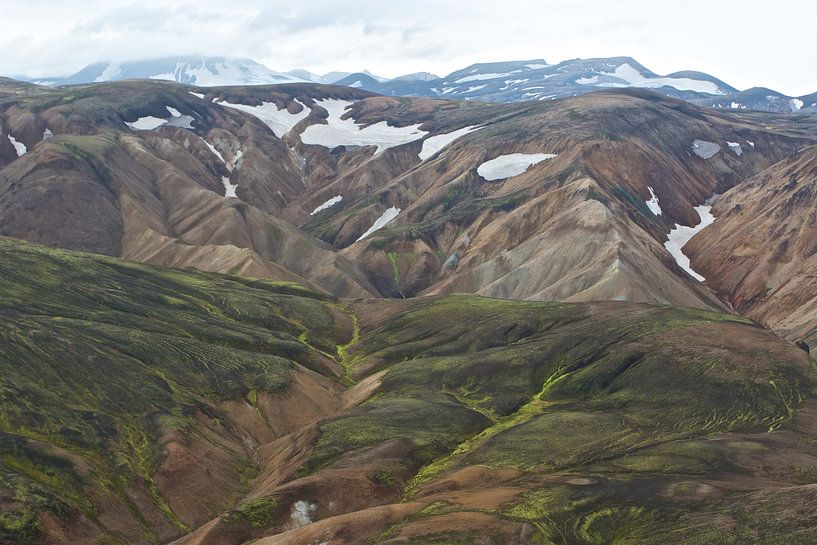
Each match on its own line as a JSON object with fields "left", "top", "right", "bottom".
{"left": 30, "top": 56, "right": 307, "bottom": 87}
{"left": 694, "top": 86, "right": 812, "bottom": 113}
{"left": 1, "top": 78, "right": 815, "bottom": 314}
{"left": 393, "top": 71, "right": 439, "bottom": 82}
{"left": 334, "top": 56, "right": 816, "bottom": 114}
{"left": 2, "top": 237, "right": 816, "bottom": 545}
{"left": 23, "top": 55, "right": 815, "bottom": 113}
{"left": 686, "top": 144, "right": 817, "bottom": 346}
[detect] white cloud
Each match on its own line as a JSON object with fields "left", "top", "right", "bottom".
{"left": 1, "top": 0, "right": 815, "bottom": 96}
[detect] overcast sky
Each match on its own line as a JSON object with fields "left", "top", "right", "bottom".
{"left": 2, "top": 0, "right": 816, "bottom": 95}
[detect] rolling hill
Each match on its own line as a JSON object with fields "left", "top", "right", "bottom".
{"left": 1, "top": 238, "right": 816, "bottom": 545}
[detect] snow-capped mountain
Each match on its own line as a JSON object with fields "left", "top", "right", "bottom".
{"left": 31, "top": 58, "right": 393, "bottom": 88}
{"left": 693, "top": 87, "right": 814, "bottom": 113}
{"left": 351, "top": 57, "right": 738, "bottom": 101}
{"left": 337, "top": 57, "right": 813, "bottom": 113}
{"left": 23, "top": 55, "right": 814, "bottom": 113}
{"left": 33, "top": 57, "right": 306, "bottom": 87}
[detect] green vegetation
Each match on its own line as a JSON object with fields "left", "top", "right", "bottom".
{"left": 221, "top": 497, "right": 279, "bottom": 529}
{"left": 0, "top": 237, "right": 346, "bottom": 544}
{"left": 0, "top": 240, "right": 814, "bottom": 545}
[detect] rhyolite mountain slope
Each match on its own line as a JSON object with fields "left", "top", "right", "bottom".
{"left": 2, "top": 238, "right": 817, "bottom": 545}
{"left": 1, "top": 77, "right": 815, "bottom": 312}
{"left": 686, "top": 145, "right": 817, "bottom": 346}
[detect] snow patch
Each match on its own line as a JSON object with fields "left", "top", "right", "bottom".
{"left": 221, "top": 99, "right": 311, "bottom": 138}
{"left": 454, "top": 72, "right": 512, "bottom": 84}
{"left": 221, "top": 176, "right": 238, "bottom": 198}
{"left": 664, "top": 204, "right": 716, "bottom": 282}
{"left": 125, "top": 116, "right": 168, "bottom": 131}
{"left": 692, "top": 140, "right": 721, "bottom": 159}
{"left": 747, "top": 140, "right": 755, "bottom": 148}
{"left": 290, "top": 500, "right": 317, "bottom": 528}
{"left": 791, "top": 98, "right": 804, "bottom": 111}
{"left": 576, "top": 75, "right": 599, "bottom": 85}
{"left": 166, "top": 106, "right": 182, "bottom": 117}
{"left": 43, "top": 128, "right": 53, "bottom": 140}
{"left": 477, "top": 153, "right": 557, "bottom": 181}
{"left": 727, "top": 142, "right": 743, "bottom": 156}
{"left": 349, "top": 80, "right": 364, "bottom": 88}
{"left": 301, "top": 99, "right": 427, "bottom": 155}
{"left": 419, "top": 126, "right": 482, "bottom": 161}
{"left": 645, "top": 186, "right": 662, "bottom": 216}
{"left": 600, "top": 63, "right": 725, "bottom": 95}
{"left": 227, "top": 149, "right": 243, "bottom": 172}
{"left": 94, "top": 62, "right": 122, "bottom": 82}
{"left": 7, "top": 135, "right": 26, "bottom": 157}
{"left": 203, "top": 140, "right": 226, "bottom": 165}
{"left": 311, "top": 195, "right": 343, "bottom": 215}
{"left": 464, "top": 85, "right": 487, "bottom": 93}
{"left": 525, "top": 63, "right": 549, "bottom": 70}
{"left": 188, "top": 92, "right": 206, "bottom": 99}
{"left": 356, "top": 207, "right": 401, "bottom": 242}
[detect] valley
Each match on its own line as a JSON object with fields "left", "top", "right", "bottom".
{"left": 1, "top": 71, "right": 816, "bottom": 545}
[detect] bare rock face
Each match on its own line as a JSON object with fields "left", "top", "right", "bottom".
{"left": 686, "top": 147, "right": 817, "bottom": 345}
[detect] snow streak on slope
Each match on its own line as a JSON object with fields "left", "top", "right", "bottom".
{"left": 664, "top": 204, "right": 716, "bottom": 282}
{"left": 221, "top": 177, "right": 238, "bottom": 198}
{"left": 311, "top": 195, "right": 343, "bottom": 215}
{"left": 477, "top": 153, "right": 557, "bottom": 181}
{"left": 221, "top": 99, "right": 311, "bottom": 138}
{"left": 7, "top": 135, "right": 26, "bottom": 157}
{"left": 419, "top": 126, "right": 481, "bottom": 161}
{"left": 645, "top": 187, "right": 662, "bottom": 215}
{"left": 300, "top": 100, "right": 427, "bottom": 154}
{"left": 356, "top": 207, "right": 401, "bottom": 241}
{"left": 727, "top": 142, "right": 743, "bottom": 156}
{"left": 204, "top": 140, "right": 226, "bottom": 165}
{"left": 692, "top": 140, "right": 721, "bottom": 159}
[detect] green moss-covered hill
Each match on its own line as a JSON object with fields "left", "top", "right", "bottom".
{"left": 1, "top": 237, "right": 816, "bottom": 545}
{"left": 0, "top": 236, "right": 353, "bottom": 544}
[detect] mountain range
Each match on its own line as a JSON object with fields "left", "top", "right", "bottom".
{"left": 20, "top": 55, "right": 816, "bottom": 113}
{"left": 2, "top": 67, "right": 817, "bottom": 545}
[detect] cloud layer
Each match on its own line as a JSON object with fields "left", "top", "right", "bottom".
{"left": 3, "top": 0, "right": 816, "bottom": 95}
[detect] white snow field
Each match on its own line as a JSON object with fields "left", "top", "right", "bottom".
{"left": 125, "top": 106, "right": 194, "bottom": 131}
{"left": 203, "top": 140, "right": 226, "bottom": 165}
{"left": 311, "top": 195, "right": 343, "bottom": 215}
{"left": 588, "top": 63, "right": 726, "bottom": 95}
{"left": 454, "top": 72, "right": 515, "bottom": 84}
{"left": 645, "top": 186, "right": 662, "bottom": 215}
{"left": 125, "top": 116, "right": 168, "bottom": 130}
{"left": 221, "top": 99, "right": 310, "bottom": 138}
{"left": 188, "top": 92, "right": 206, "bottom": 99}
{"left": 477, "top": 153, "right": 557, "bottom": 181}
{"left": 7, "top": 135, "right": 26, "bottom": 157}
{"left": 165, "top": 106, "right": 195, "bottom": 129}
{"left": 664, "top": 204, "right": 716, "bottom": 282}
{"left": 300, "top": 100, "right": 427, "bottom": 154}
{"left": 692, "top": 140, "right": 721, "bottom": 159}
{"left": 418, "top": 126, "right": 481, "bottom": 161}
{"left": 221, "top": 176, "right": 238, "bottom": 198}
{"left": 727, "top": 142, "right": 743, "bottom": 156}
{"left": 356, "top": 207, "right": 401, "bottom": 242}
